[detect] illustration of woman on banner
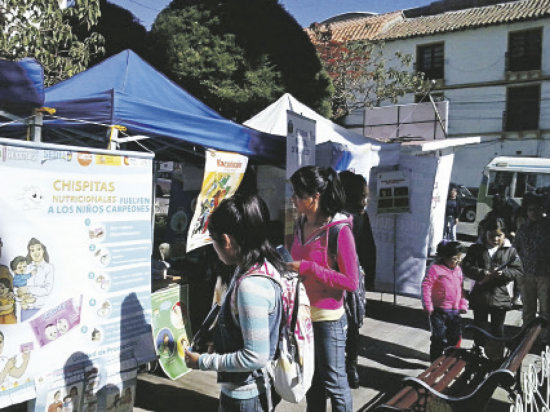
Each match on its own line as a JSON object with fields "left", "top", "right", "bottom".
{"left": 22, "top": 238, "right": 54, "bottom": 321}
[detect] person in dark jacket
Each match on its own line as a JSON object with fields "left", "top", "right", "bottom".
{"left": 339, "top": 171, "right": 376, "bottom": 289}
{"left": 514, "top": 192, "right": 550, "bottom": 345}
{"left": 462, "top": 216, "right": 523, "bottom": 350}
{"left": 444, "top": 187, "right": 461, "bottom": 241}
{"left": 339, "top": 170, "right": 377, "bottom": 389}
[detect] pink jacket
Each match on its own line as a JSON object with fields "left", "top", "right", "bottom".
{"left": 421, "top": 263, "right": 468, "bottom": 312}
{"left": 290, "top": 213, "right": 359, "bottom": 310}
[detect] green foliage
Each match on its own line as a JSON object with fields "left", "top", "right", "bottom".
{"left": 148, "top": 0, "right": 333, "bottom": 122}
{"left": 0, "top": 0, "right": 105, "bottom": 86}
{"left": 312, "top": 25, "right": 427, "bottom": 121}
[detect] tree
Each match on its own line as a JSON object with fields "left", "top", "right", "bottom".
{"left": 311, "top": 24, "right": 427, "bottom": 121}
{"left": 90, "top": 0, "right": 147, "bottom": 65}
{"left": 148, "top": 0, "right": 333, "bottom": 122}
{"left": 0, "top": 0, "right": 104, "bottom": 86}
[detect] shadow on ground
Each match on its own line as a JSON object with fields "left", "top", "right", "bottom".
{"left": 366, "top": 298, "right": 429, "bottom": 331}
{"left": 135, "top": 377, "right": 219, "bottom": 411}
{"left": 360, "top": 336, "right": 430, "bottom": 369}
{"left": 356, "top": 365, "right": 408, "bottom": 411}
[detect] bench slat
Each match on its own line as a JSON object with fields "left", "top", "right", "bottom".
{"left": 504, "top": 324, "right": 541, "bottom": 373}
{"left": 386, "top": 354, "right": 466, "bottom": 409}
{"left": 378, "top": 318, "right": 544, "bottom": 412}
{"left": 432, "top": 359, "right": 467, "bottom": 393}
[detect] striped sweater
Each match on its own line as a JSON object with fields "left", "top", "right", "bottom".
{"left": 198, "top": 274, "right": 277, "bottom": 399}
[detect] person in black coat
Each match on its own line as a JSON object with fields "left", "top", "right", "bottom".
{"left": 444, "top": 187, "right": 462, "bottom": 241}
{"left": 339, "top": 171, "right": 377, "bottom": 388}
{"left": 462, "top": 216, "right": 523, "bottom": 350}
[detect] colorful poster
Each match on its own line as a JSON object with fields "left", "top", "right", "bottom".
{"left": 186, "top": 150, "right": 248, "bottom": 252}
{"left": 0, "top": 138, "right": 155, "bottom": 409}
{"left": 284, "top": 111, "right": 316, "bottom": 247}
{"left": 151, "top": 284, "right": 192, "bottom": 380}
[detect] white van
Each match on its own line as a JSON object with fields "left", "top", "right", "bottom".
{"left": 474, "top": 156, "right": 550, "bottom": 229}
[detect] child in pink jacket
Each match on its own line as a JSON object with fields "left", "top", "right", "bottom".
{"left": 422, "top": 240, "right": 468, "bottom": 361}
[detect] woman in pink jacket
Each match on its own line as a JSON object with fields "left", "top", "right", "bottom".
{"left": 422, "top": 240, "right": 468, "bottom": 361}
{"left": 288, "top": 166, "right": 359, "bottom": 412}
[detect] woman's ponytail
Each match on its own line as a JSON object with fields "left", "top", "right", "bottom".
{"left": 319, "top": 167, "right": 345, "bottom": 216}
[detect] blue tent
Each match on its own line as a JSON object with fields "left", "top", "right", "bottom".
{"left": 0, "top": 58, "right": 44, "bottom": 115}
{"left": 11, "top": 50, "right": 284, "bottom": 164}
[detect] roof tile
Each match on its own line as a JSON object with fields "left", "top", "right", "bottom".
{"left": 306, "top": 11, "right": 403, "bottom": 43}
{"left": 374, "top": 0, "right": 550, "bottom": 41}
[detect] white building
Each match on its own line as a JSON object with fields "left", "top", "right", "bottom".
{"left": 324, "top": 0, "right": 550, "bottom": 188}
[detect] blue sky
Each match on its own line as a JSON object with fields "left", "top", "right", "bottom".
{"left": 109, "top": 0, "right": 435, "bottom": 29}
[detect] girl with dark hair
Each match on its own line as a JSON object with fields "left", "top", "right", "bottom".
{"left": 289, "top": 166, "right": 358, "bottom": 412}
{"left": 462, "top": 216, "right": 523, "bottom": 350}
{"left": 421, "top": 241, "right": 467, "bottom": 361}
{"left": 184, "top": 194, "right": 285, "bottom": 412}
{"left": 338, "top": 170, "right": 376, "bottom": 388}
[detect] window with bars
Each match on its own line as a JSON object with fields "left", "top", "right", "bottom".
{"left": 416, "top": 43, "right": 444, "bottom": 80}
{"left": 507, "top": 28, "right": 542, "bottom": 72}
{"left": 505, "top": 85, "right": 540, "bottom": 131}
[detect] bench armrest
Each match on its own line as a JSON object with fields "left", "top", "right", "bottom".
{"left": 465, "top": 317, "right": 544, "bottom": 345}
{"left": 402, "top": 368, "right": 516, "bottom": 403}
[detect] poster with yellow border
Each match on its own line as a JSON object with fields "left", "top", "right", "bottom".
{"left": 186, "top": 150, "right": 248, "bottom": 252}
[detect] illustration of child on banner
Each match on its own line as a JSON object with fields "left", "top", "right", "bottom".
{"left": 186, "top": 150, "right": 248, "bottom": 252}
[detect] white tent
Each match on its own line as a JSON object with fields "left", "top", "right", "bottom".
{"left": 244, "top": 93, "right": 400, "bottom": 177}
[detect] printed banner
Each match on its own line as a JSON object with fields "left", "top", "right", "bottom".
{"left": 0, "top": 139, "right": 155, "bottom": 409}
{"left": 186, "top": 150, "right": 248, "bottom": 252}
{"left": 284, "top": 111, "right": 316, "bottom": 247}
{"left": 151, "top": 284, "right": 192, "bottom": 380}
{"left": 285, "top": 110, "right": 316, "bottom": 180}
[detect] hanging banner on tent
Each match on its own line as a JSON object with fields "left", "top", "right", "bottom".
{"left": 151, "top": 284, "right": 192, "bottom": 380}
{"left": 0, "top": 138, "right": 155, "bottom": 409}
{"left": 187, "top": 150, "right": 248, "bottom": 252}
{"left": 284, "top": 111, "right": 316, "bottom": 247}
{"left": 285, "top": 110, "right": 316, "bottom": 180}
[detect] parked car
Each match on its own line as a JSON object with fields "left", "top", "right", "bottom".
{"left": 450, "top": 183, "right": 477, "bottom": 222}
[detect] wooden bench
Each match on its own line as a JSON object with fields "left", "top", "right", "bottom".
{"left": 376, "top": 317, "right": 543, "bottom": 412}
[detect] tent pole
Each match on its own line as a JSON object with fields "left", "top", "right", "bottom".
{"left": 30, "top": 111, "right": 43, "bottom": 142}
{"left": 428, "top": 93, "right": 448, "bottom": 139}
{"left": 108, "top": 126, "right": 119, "bottom": 150}
{"left": 393, "top": 214, "right": 397, "bottom": 306}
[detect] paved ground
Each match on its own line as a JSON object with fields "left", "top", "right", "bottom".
{"left": 134, "top": 291, "right": 532, "bottom": 412}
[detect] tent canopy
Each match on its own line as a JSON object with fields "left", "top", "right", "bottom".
{"left": 245, "top": 93, "right": 400, "bottom": 176}
{"left": 0, "top": 58, "right": 44, "bottom": 115}
{"left": 1, "top": 50, "right": 284, "bottom": 164}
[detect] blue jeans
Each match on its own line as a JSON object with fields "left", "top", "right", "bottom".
{"left": 218, "top": 392, "right": 268, "bottom": 412}
{"left": 306, "top": 315, "right": 353, "bottom": 412}
{"left": 429, "top": 309, "right": 462, "bottom": 361}
{"left": 444, "top": 216, "right": 457, "bottom": 241}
